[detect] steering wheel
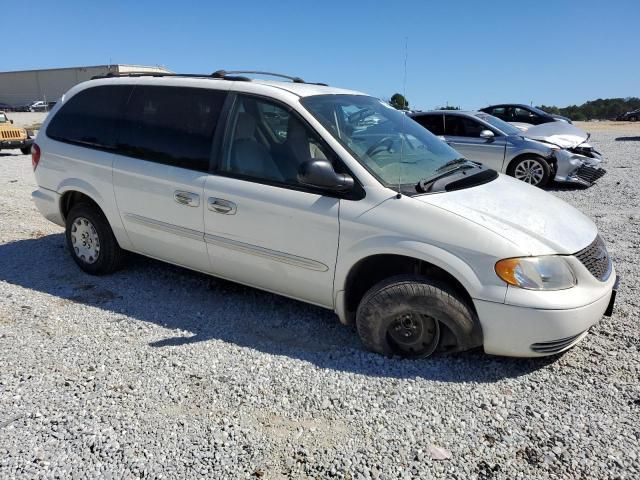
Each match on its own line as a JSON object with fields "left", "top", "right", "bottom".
{"left": 365, "top": 136, "right": 395, "bottom": 157}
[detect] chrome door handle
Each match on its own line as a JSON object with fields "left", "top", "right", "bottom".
{"left": 208, "top": 197, "right": 237, "bottom": 215}
{"left": 174, "top": 191, "right": 200, "bottom": 207}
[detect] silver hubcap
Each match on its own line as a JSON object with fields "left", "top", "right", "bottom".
{"left": 514, "top": 159, "right": 545, "bottom": 185}
{"left": 70, "top": 217, "right": 100, "bottom": 264}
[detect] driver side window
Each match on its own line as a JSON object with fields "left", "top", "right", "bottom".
{"left": 444, "top": 116, "right": 485, "bottom": 137}
{"left": 220, "top": 95, "right": 330, "bottom": 186}
{"left": 514, "top": 107, "right": 536, "bottom": 123}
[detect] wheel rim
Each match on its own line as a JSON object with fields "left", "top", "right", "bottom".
{"left": 387, "top": 312, "right": 440, "bottom": 358}
{"left": 514, "top": 159, "right": 545, "bottom": 185}
{"left": 70, "top": 217, "right": 100, "bottom": 264}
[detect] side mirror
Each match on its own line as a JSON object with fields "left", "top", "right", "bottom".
{"left": 10, "top": 120, "right": 14, "bottom": 124}
{"left": 298, "top": 159, "right": 354, "bottom": 192}
{"left": 480, "top": 130, "right": 494, "bottom": 140}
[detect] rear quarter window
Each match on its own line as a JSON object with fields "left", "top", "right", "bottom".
{"left": 118, "top": 86, "right": 226, "bottom": 171}
{"left": 46, "top": 85, "right": 133, "bottom": 149}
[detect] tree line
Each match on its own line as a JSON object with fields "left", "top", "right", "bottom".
{"left": 388, "top": 93, "right": 640, "bottom": 121}
{"left": 538, "top": 97, "right": 640, "bottom": 121}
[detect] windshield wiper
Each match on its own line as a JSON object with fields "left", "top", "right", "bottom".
{"left": 415, "top": 161, "right": 476, "bottom": 193}
{"left": 434, "top": 157, "right": 470, "bottom": 172}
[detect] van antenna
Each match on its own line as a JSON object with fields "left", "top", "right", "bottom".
{"left": 397, "top": 36, "right": 408, "bottom": 200}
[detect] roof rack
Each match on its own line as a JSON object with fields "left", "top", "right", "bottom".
{"left": 91, "top": 70, "right": 328, "bottom": 85}
{"left": 90, "top": 72, "right": 233, "bottom": 81}
{"left": 212, "top": 70, "right": 306, "bottom": 83}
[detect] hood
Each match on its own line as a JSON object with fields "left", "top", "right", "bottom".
{"left": 509, "top": 122, "right": 533, "bottom": 132}
{"left": 523, "top": 122, "right": 589, "bottom": 149}
{"left": 416, "top": 174, "right": 597, "bottom": 255}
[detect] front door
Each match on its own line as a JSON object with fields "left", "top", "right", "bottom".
{"left": 203, "top": 94, "right": 340, "bottom": 307}
{"left": 113, "top": 84, "right": 227, "bottom": 271}
{"left": 443, "top": 114, "right": 507, "bottom": 172}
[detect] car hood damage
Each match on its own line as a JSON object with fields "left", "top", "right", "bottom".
{"left": 524, "top": 122, "right": 590, "bottom": 149}
{"left": 418, "top": 174, "right": 597, "bottom": 255}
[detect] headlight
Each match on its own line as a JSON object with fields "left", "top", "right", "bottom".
{"left": 495, "top": 256, "right": 576, "bottom": 290}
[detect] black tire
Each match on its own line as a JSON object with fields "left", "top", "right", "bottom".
{"left": 507, "top": 155, "right": 552, "bottom": 187}
{"left": 356, "top": 275, "right": 479, "bottom": 359}
{"left": 65, "top": 203, "right": 123, "bottom": 275}
{"left": 20, "top": 146, "right": 31, "bottom": 155}
{"left": 630, "top": 116, "right": 638, "bottom": 122}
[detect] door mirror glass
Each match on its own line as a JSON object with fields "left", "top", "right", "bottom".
{"left": 480, "top": 129, "right": 495, "bottom": 139}
{"left": 298, "top": 159, "right": 354, "bottom": 192}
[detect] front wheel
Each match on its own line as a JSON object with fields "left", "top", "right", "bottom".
{"left": 630, "top": 116, "right": 638, "bottom": 122}
{"left": 356, "top": 275, "right": 478, "bottom": 359}
{"left": 20, "top": 146, "right": 31, "bottom": 155}
{"left": 507, "top": 155, "right": 551, "bottom": 187}
{"left": 65, "top": 203, "right": 124, "bottom": 275}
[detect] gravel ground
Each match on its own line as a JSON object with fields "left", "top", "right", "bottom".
{"left": 0, "top": 123, "right": 638, "bottom": 479}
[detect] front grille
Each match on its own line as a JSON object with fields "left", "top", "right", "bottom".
{"left": 574, "top": 235, "right": 612, "bottom": 281}
{"left": 530, "top": 330, "right": 588, "bottom": 354}
{"left": 573, "top": 165, "right": 606, "bottom": 184}
{"left": 0, "top": 130, "right": 21, "bottom": 139}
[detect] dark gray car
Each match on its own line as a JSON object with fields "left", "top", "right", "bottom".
{"left": 480, "top": 104, "right": 571, "bottom": 125}
{"left": 410, "top": 111, "right": 604, "bottom": 187}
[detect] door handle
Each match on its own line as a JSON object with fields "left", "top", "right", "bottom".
{"left": 174, "top": 191, "right": 200, "bottom": 207}
{"left": 208, "top": 197, "right": 237, "bottom": 215}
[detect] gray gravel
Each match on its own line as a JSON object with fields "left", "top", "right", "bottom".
{"left": 1, "top": 122, "right": 639, "bottom": 479}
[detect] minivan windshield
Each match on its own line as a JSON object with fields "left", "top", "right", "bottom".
{"left": 301, "top": 95, "right": 465, "bottom": 188}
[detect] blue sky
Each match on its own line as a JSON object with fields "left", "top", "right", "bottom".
{"left": 4, "top": 0, "right": 638, "bottom": 110}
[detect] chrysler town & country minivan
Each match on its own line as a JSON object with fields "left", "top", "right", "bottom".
{"left": 31, "top": 71, "right": 618, "bottom": 358}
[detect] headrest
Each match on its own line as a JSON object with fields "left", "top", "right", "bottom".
{"left": 235, "top": 112, "right": 256, "bottom": 140}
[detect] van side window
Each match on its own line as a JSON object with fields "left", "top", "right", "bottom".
{"left": 46, "top": 85, "right": 133, "bottom": 149}
{"left": 118, "top": 86, "right": 226, "bottom": 171}
{"left": 220, "top": 95, "right": 331, "bottom": 185}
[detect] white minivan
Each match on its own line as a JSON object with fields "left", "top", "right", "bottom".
{"left": 31, "top": 71, "right": 618, "bottom": 358}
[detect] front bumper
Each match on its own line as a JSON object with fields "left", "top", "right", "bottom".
{"left": 554, "top": 149, "right": 606, "bottom": 186}
{"left": 0, "top": 137, "right": 33, "bottom": 150}
{"left": 474, "top": 277, "right": 617, "bottom": 357}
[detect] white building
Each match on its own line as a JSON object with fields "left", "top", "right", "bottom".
{"left": 0, "top": 64, "right": 172, "bottom": 106}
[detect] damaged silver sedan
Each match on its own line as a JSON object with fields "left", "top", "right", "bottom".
{"left": 521, "top": 122, "right": 605, "bottom": 186}
{"left": 410, "top": 110, "right": 606, "bottom": 188}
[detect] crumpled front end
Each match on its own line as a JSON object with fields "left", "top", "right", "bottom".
{"left": 554, "top": 146, "right": 606, "bottom": 186}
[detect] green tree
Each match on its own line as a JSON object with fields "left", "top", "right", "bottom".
{"left": 390, "top": 93, "right": 409, "bottom": 110}
{"left": 536, "top": 97, "right": 640, "bottom": 120}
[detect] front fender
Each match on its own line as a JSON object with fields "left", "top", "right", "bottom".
{"left": 334, "top": 235, "right": 508, "bottom": 307}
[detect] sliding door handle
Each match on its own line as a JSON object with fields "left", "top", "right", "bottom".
{"left": 208, "top": 197, "right": 237, "bottom": 215}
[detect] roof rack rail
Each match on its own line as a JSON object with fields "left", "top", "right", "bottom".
{"left": 90, "top": 72, "right": 247, "bottom": 81}
{"left": 212, "top": 70, "right": 328, "bottom": 86}
{"left": 90, "top": 70, "right": 327, "bottom": 85}
{"left": 212, "top": 70, "right": 305, "bottom": 83}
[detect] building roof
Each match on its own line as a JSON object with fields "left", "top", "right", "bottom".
{"left": 0, "top": 64, "right": 172, "bottom": 75}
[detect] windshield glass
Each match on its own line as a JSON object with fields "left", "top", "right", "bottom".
{"left": 0, "top": 113, "right": 7, "bottom": 123}
{"left": 475, "top": 113, "right": 521, "bottom": 135}
{"left": 301, "top": 95, "right": 462, "bottom": 187}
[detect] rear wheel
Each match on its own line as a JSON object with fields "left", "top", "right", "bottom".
{"left": 356, "top": 275, "right": 478, "bottom": 359}
{"left": 507, "top": 155, "right": 551, "bottom": 187}
{"left": 65, "top": 203, "right": 123, "bottom": 275}
{"left": 630, "top": 116, "right": 638, "bottom": 122}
